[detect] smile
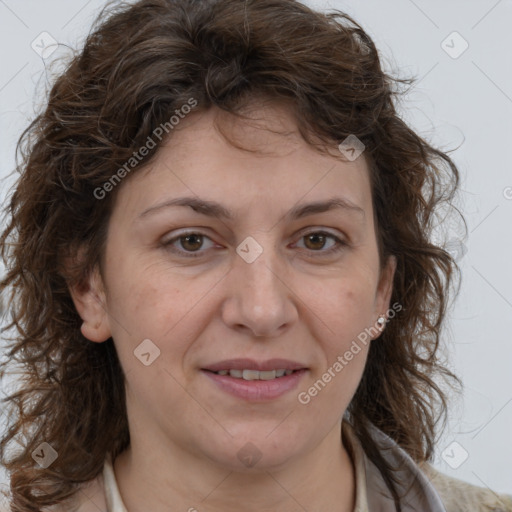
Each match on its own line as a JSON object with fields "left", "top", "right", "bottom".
{"left": 201, "top": 368, "right": 307, "bottom": 401}
{"left": 211, "top": 369, "right": 295, "bottom": 380}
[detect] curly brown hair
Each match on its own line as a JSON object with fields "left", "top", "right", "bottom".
{"left": 0, "top": 0, "right": 464, "bottom": 510}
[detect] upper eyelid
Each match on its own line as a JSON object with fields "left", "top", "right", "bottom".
{"left": 162, "top": 226, "right": 345, "bottom": 241}
{"left": 162, "top": 227, "right": 346, "bottom": 251}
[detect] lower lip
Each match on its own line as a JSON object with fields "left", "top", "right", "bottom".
{"left": 201, "top": 369, "right": 307, "bottom": 401}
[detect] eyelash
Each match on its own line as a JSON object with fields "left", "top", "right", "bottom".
{"left": 161, "top": 230, "right": 348, "bottom": 259}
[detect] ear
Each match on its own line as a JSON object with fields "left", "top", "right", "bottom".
{"left": 68, "top": 264, "right": 112, "bottom": 343}
{"left": 373, "top": 254, "right": 397, "bottom": 337}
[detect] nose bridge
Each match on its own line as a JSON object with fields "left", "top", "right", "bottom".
{"left": 224, "top": 232, "right": 295, "bottom": 336}
{"left": 237, "top": 232, "right": 283, "bottom": 304}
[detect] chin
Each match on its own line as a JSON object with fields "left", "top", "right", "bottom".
{"left": 206, "top": 433, "right": 304, "bottom": 473}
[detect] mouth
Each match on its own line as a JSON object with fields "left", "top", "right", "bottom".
{"left": 203, "top": 368, "right": 299, "bottom": 380}
{"left": 200, "top": 358, "right": 308, "bottom": 400}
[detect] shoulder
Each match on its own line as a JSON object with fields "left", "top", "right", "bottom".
{"left": 420, "top": 462, "right": 512, "bottom": 512}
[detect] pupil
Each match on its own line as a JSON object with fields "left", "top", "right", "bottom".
{"left": 306, "top": 233, "right": 325, "bottom": 250}
{"left": 182, "top": 234, "right": 202, "bottom": 251}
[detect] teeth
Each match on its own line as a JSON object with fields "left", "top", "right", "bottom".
{"left": 214, "top": 369, "right": 296, "bottom": 380}
{"left": 242, "top": 369, "right": 260, "bottom": 381}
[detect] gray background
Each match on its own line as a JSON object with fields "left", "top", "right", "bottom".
{"left": 0, "top": 0, "right": 511, "bottom": 497}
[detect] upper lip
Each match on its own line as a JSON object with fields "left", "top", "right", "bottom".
{"left": 202, "top": 358, "right": 307, "bottom": 372}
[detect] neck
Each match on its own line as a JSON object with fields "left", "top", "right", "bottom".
{"left": 113, "top": 421, "right": 356, "bottom": 512}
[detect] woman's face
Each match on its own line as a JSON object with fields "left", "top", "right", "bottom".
{"left": 73, "top": 103, "right": 395, "bottom": 472}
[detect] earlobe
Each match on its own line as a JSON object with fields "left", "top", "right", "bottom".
{"left": 68, "top": 265, "right": 112, "bottom": 343}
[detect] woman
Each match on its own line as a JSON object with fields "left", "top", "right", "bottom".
{"left": 0, "top": 0, "right": 511, "bottom": 511}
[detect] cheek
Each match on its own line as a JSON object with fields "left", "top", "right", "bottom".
{"left": 105, "top": 259, "right": 224, "bottom": 363}
{"left": 302, "top": 284, "right": 372, "bottom": 407}
{"left": 304, "top": 269, "right": 378, "bottom": 345}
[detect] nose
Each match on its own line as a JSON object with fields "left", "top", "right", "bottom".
{"left": 221, "top": 239, "right": 298, "bottom": 339}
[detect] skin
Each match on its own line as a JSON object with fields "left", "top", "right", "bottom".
{"left": 69, "top": 101, "right": 396, "bottom": 512}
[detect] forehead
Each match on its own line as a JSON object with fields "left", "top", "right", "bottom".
{"left": 114, "top": 104, "right": 372, "bottom": 222}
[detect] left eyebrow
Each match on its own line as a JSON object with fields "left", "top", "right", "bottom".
{"left": 286, "top": 197, "right": 365, "bottom": 221}
{"left": 137, "top": 196, "right": 365, "bottom": 221}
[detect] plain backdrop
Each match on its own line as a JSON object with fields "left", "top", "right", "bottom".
{"left": 0, "top": 0, "right": 511, "bottom": 498}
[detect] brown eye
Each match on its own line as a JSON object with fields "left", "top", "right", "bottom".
{"left": 303, "top": 233, "right": 329, "bottom": 251}
{"left": 179, "top": 233, "right": 204, "bottom": 252}
{"left": 295, "top": 231, "right": 347, "bottom": 256}
{"left": 162, "top": 231, "right": 215, "bottom": 258}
